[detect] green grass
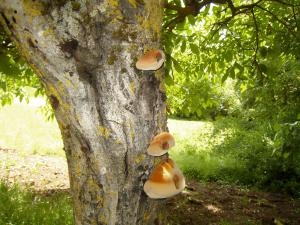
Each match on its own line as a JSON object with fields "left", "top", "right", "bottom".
{"left": 0, "top": 98, "right": 64, "bottom": 157}
{"left": 1, "top": 99, "right": 299, "bottom": 196}
{"left": 169, "top": 117, "right": 300, "bottom": 196}
{"left": 0, "top": 182, "right": 73, "bottom": 225}
{"left": 168, "top": 118, "right": 244, "bottom": 183}
{"left": 0, "top": 99, "right": 299, "bottom": 225}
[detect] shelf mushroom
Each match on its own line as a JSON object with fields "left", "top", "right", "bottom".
{"left": 147, "top": 132, "right": 175, "bottom": 156}
{"left": 136, "top": 49, "right": 165, "bottom": 70}
{"left": 144, "top": 158, "right": 185, "bottom": 199}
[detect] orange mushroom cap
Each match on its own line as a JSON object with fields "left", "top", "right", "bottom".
{"left": 136, "top": 50, "right": 165, "bottom": 71}
{"left": 144, "top": 158, "right": 185, "bottom": 199}
{"left": 147, "top": 132, "right": 175, "bottom": 156}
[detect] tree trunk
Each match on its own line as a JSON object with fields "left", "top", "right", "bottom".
{"left": 0, "top": 1, "right": 167, "bottom": 224}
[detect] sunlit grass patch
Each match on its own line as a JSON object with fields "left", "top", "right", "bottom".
{"left": 0, "top": 98, "right": 64, "bottom": 157}
{"left": 0, "top": 182, "right": 73, "bottom": 225}
{"left": 169, "top": 117, "right": 267, "bottom": 185}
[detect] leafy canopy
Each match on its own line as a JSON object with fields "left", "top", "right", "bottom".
{"left": 0, "top": 26, "right": 43, "bottom": 105}
{"left": 163, "top": 0, "right": 300, "bottom": 118}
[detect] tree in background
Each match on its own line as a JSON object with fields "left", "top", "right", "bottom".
{"left": 164, "top": 0, "right": 299, "bottom": 119}
{"left": 0, "top": 0, "right": 300, "bottom": 224}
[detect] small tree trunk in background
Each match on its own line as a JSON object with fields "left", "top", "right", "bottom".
{"left": 0, "top": 1, "right": 167, "bottom": 224}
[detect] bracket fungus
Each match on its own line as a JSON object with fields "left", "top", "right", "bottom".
{"left": 144, "top": 158, "right": 185, "bottom": 199}
{"left": 135, "top": 49, "right": 165, "bottom": 70}
{"left": 147, "top": 132, "right": 175, "bottom": 156}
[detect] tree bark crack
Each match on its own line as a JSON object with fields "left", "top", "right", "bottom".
{"left": 121, "top": 123, "right": 129, "bottom": 180}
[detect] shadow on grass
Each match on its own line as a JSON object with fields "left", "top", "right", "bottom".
{"left": 0, "top": 182, "right": 73, "bottom": 225}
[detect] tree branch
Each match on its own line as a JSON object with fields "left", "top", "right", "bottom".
{"left": 251, "top": 8, "right": 264, "bottom": 81}
{"left": 268, "top": 0, "right": 300, "bottom": 7}
{"left": 251, "top": 9, "right": 259, "bottom": 63}
{"left": 256, "top": 5, "right": 297, "bottom": 38}
{"left": 292, "top": 6, "right": 299, "bottom": 28}
{"left": 164, "top": 0, "right": 263, "bottom": 30}
{"left": 164, "top": 0, "right": 300, "bottom": 31}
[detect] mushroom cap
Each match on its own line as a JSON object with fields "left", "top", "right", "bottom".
{"left": 147, "top": 132, "right": 175, "bottom": 156}
{"left": 144, "top": 158, "right": 185, "bottom": 199}
{"left": 136, "top": 50, "right": 165, "bottom": 71}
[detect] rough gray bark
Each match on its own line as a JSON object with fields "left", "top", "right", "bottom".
{"left": 0, "top": 1, "right": 166, "bottom": 224}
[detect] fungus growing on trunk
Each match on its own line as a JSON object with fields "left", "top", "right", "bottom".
{"left": 144, "top": 158, "right": 185, "bottom": 199}
{"left": 135, "top": 49, "right": 165, "bottom": 70}
{"left": 147, "top": 132, "right": 175, "bottom": 156}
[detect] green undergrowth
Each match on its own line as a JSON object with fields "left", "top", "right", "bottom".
{"left": 0, "top": 182, "right": 73, "bottom": 225}
{"left": 1, "top": 100, "right": 299, "bottom": 197}
{"left": 169, "top": 117, "right": 300, "bottom": 197}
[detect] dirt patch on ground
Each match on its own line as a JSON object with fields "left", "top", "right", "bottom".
{"left": 1, "top": 149, "right": 300, "bottom": 225}
{"left": 0, "top": 148, "right": 69, "bottom": 192}
{"left": 166, "top": 181, "right": 300, "bottom": 225}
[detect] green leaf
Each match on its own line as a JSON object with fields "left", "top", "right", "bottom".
{"left": 172, "top": 58, "right": 183, "bottom": 73}
{"left": 187, "top": 15, "right": 196, "bottom": 25}
{"left": 259, "top": 47, "right": 268, "bottom": 58}
{"left": 221, "top": 72, "right": 229, "bottom": 83}
{"left": 202, "top": 5, "right": 210, "bottom": 17}
{"left": 258, "top": 63, "right": 268, "bottom": 73}
{"left": 229, "top": 67, "right": 235, "bottom": 79}
{"left": 173, "top": 0, "right": 181, "bottom": 7}
{"left": 190, "top": 43, "right": 200, "bottom": 55}
{"left": 181, "top": 40, "right": 186, "bottom": 53}
{"left": 224, "top": 51, "right": 233, "bottom": 62}
{"left": 165, "top": 74, "right": 174, "bottom": 85}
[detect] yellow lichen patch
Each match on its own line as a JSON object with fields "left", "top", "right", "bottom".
{"left": 115, "top": 136, "right": 121, "bottom": 144}
{"left": 73, "top": 82, "right": 79, "bottom": 91}
{"left": 106, "top": 0, "right": 124, "bottom": 22}
{"left": 135, "top": 154, "right": 145, "bottom": 164}
{"left": 143, "top": 212, "right": 150, "bottom": 221}
{"left": 135, "top": 0, "right": 162, "bottom": 38}
{"left": 0, "top": 16, "right": 12, "bottom": 36}
{"left": 128, "top": 0, "right": 137, "bottom": 8}
{"left": 66, "top": 79, "right": 72, "bottom": 87}
{"left": 75, "top": 165, "right": 81, "bottom": 175}
{"left": 58, "top": 81, "right": 65, "bottom": 94}
{"left": 158, "top": 212, "right": 165, "bottom": 222}
{"left": 129, "top": 130, "right": 135, "bottom": 140}
{"left": 22, "top": 32, "right": 37, "bottom": 56}
{"left": 88, "top": 178, "right": 99, "bottom": 189}
{"left": 108, "top": 190, "right": 118, "bottom": 197}
{"left": 164, "top": 106, "right": 167, "bottom": 114}
{"left": 98, "top": 126, "right": 111, "bottom": 139}
{"left": 96, "top": 195, "right": 103, "bottom": 204}
{"left": 159, "top": 81, "right": 165, "bottom": 92}
{"left": 99, "top": 213, "right": 108, "bottom": 224}
{"left": 129, "top": 81, "right": 136, "bottom": 95}
{"left": 61, "top": 103, "right": 71, "bottom": 112}
{"left": 22, "top": 0, "right": 44, "bottom": 17}
{"left": 46, "top": 83, "right": 61, "bottom": 101}
{"left": 75, "top": 114, "right": 81, "bottom": 123}
{"left": 108, "top": 0, "right": 119, "bottom": 7}
{"left": 42, "top": 27, "right": 55, "bottom": 37}
{"left": 154, "top": 69, "right": 164, "bottom": 81}
{"left": 154, "top": 156, "right": 162, "bottom": 164}
{"left": 154, "top": 69, "right": 166, "bottom": 92}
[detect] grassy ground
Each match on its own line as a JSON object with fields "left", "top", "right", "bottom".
{"left": 1, "top": 100, "right": 300, "bottom": 225}
{"left": 1, "top": 100, "right": 299, "bottom": 195}
{"left": 0, "top": 99, "right": 64, "bottom": 157}
{"left": 0, "top": 182, "right": 73, "bottom": 225}
{"left": 168, "top": 118, "right": 241, "bottom": 183}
